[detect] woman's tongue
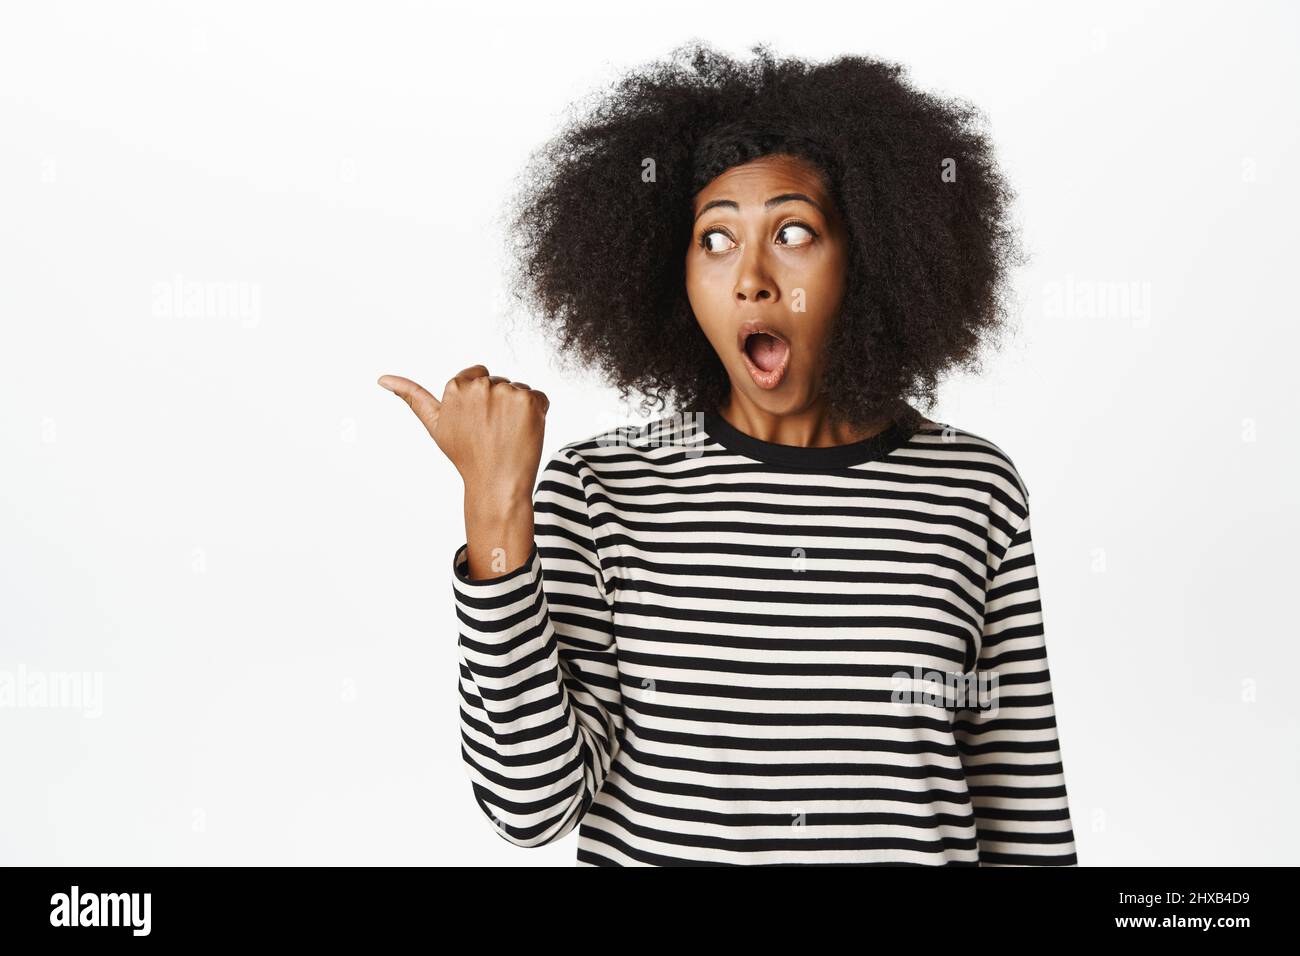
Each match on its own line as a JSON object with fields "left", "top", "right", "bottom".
{"left": 747, "top": 333, "right": 788, "bottom": 372}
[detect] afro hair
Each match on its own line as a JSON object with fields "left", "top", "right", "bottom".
{"left": 501, "top": 39, "right": 1026, "bottom": 430}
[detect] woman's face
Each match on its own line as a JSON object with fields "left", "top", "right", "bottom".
{"left": 685, "top": 153, "right": 849, "bottom": 416}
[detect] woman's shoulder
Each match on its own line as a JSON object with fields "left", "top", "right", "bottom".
{"left": 552, "top": 411, "right": 706, "bottom": 469}
{"left": 905, "top": 417, "right": 1032, "bottom": 507}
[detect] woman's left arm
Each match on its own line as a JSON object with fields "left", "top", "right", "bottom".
{"left": 954, "top": 507, "right": 1079, "bottom": 866}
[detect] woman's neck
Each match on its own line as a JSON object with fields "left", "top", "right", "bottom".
{"left": 717, "top": 391, "right": 894, "bottom": 448}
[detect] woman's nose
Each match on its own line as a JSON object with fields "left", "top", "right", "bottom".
{"left": 734, "top": 249, "right": 778, "bottom": 303}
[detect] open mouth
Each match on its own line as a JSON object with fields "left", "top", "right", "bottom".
{"left": 738, "top": 322, "right": 791, "bottom": 390}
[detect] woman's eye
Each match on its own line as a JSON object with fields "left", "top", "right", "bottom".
{"left": 776, "top": 222, "right": 816, "bottom": 246}
{"left": 698, "top": 223, "right": 815, "bottom": 253}
{"left": 699, "top": 229, "right": 735, "bottom": 254}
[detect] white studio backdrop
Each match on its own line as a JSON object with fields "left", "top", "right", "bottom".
{"left": 1, "top": 1, "right": 1296, "bottom": 865}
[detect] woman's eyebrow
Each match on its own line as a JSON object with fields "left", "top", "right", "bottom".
{"left": 693, "top": 192, "right": 825, "bottom": 222}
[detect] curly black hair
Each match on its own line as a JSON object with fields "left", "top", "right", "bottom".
{"left": 500, "top": 39, "right": 1025, "bottom": 431}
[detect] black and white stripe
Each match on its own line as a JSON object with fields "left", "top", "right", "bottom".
{"left": 453, "top": 411, "right": 1077, "bottom": 865}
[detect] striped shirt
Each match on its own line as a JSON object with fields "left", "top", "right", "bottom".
{"left": 452, "top": 409, "right": 1078, "bottom": 866}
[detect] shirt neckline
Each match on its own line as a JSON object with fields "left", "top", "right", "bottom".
{"left": 699, "top": 408, "right": 922, "bottom": 469}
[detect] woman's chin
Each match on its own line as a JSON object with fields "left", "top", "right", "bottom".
{"left": 728, "top": 374, "right": 811, "bottom": 415}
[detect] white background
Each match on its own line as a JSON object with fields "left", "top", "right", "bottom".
{"left": 2, "top": 0, "right": 1297, "bottom": 865}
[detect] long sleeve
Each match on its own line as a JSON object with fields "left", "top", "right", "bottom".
{"left": 953, "top": 507, "right": 1079, "bottom": 865}
{"left": 452, "top": 446, "right": 624, "bottom": 847}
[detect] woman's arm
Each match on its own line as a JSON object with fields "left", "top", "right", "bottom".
{"left": 954, "top": 508, "right": 1079, "bottom": 865}
{"left": 452, "top": 447, "right": 623, "bottom": 846}
{"left": 378, "top": 367, "right": 622, "bottom": 846}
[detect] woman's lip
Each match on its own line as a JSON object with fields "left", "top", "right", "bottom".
{"left": 736, "top": 319, "right": 789, "bottom": 354}
{"left": 738, "top": 326, "right": 791, "bottom": 390}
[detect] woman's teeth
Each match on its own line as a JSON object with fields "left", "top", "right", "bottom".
{"left": 747, "top": 333, "right": 785, "bottom": 371}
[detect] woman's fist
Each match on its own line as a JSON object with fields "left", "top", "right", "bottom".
{"left": 378, "top": 365, "right": 549, "bottom": 504}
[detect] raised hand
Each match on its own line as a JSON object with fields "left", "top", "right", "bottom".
{"left": 379, "top": 365, "right": 549, "bottom": 578}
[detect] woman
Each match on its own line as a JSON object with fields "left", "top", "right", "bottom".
{"left": 380, "top": 41, "right": 1077, "bottom": 866}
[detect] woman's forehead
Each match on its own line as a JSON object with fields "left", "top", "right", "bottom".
{"left": 692, "top": 155, "right": 834, "bottom": 217}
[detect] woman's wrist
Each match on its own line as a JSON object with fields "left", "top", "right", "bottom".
{"left": 462, "top": 492, "right": 535, "bottom": 580}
